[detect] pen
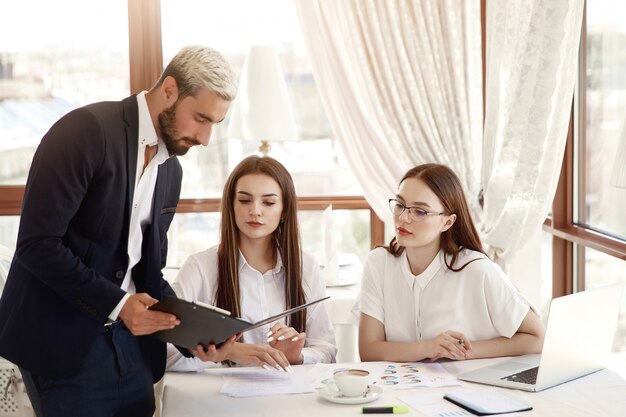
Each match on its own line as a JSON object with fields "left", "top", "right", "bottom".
{"left": 362, "top": 406, "right": 409, "bottom": 414}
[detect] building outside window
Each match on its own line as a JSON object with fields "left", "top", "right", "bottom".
{"left": 0, "top": 0, "right": 130, "bottom": 247}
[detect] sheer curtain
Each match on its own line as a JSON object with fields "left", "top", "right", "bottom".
{"left": 297, "top": 0, "right": 583, "bottom": 280}
{"left": 481, "top": 0, "right": 584, "bottom": 263}
{"left": 295, "top": 0, "right": 483, "bottom": 223}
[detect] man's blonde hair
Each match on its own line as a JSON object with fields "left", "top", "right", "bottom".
{"left": 157, "top": 45, "right": 237, "bottom": 101}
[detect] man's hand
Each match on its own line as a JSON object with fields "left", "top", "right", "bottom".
{"left": 118, "top": 293, "right": 180, "bottom": 336}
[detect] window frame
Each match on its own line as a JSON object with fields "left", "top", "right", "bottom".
{"left": 0, "top": 0, "right": 385, "bottom": 250}
{"left": 546, "top": 2, "right": 626, "bottom": 297}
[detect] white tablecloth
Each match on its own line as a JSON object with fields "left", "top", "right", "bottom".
{"left": 161, "top": 358, "right": 626, "bottom": 417}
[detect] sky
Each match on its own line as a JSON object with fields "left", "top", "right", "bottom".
{"left": 0, "top": 0, "right": 306, "bottom": 56}
{"left": 0, "top": 1, "right": 129, "bottom": 52}
{"left": 160, "top": 0, "right": 307, "bottom": 57}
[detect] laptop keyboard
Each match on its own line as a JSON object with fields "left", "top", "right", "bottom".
{"left": 500, "top": 366, "right": 539, "bottom": 385}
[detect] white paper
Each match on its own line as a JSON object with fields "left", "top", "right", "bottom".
{"left": 219, "top": 367, "right": 315, "bottom": 397}
{"left": 399, "top": 392, "right": 473, "bottom": 417}
{"left": 373, "top": 362, "right": 461, "bottom": 389}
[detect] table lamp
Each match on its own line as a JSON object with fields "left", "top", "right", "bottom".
{"left": 227, "top": 45, "right": 298, "bottom": 155}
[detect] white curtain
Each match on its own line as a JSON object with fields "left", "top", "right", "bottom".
{"left": 296, "top": 0, "right": 584, "bottom": 276}
{"left": 295, "top": 0, "right": 483, "bottom": 223}
{"left": 481, "top": 0, "right": 584, "bottom": 263}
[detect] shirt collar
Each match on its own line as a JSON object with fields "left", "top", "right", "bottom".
{"left": 137, "top": 91, "right": 170, "bottom": 164}
{"left": 402, "top": 249, "right": 445, "bottom": 289}
{"left": 238, "top": 250, "right": 284, "bottom": 276}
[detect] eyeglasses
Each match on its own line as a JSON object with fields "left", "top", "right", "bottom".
{"left": 388, "top": 199, "right": 447, "bottom": 222}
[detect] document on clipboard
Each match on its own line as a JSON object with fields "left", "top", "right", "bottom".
{"left": 149, "top": 295, "right": 330, "bottom": 350}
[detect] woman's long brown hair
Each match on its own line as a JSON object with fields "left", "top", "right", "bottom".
{"left": 386, "top": 164, "right": 485, "bottom": 271}
{"left": 215, "top": 156, "right": 306, "bottom": 333}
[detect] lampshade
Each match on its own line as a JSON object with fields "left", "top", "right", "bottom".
{"left": 227, "top": 45, "right": 298, "bottom": 154}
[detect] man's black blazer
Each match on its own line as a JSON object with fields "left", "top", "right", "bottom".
{"left": 0, "top": 95, "right": 181, "bottom": 381}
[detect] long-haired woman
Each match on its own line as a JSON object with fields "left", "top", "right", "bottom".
{"left": 358, "top": 163, "right": 544, "bottom": 362}
{"left": 167, "top": 156, "right": 336, "bottom": 372}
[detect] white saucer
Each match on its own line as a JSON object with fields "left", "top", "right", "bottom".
{"left": 318, "top": 385, "right": 383, "bottom": 404}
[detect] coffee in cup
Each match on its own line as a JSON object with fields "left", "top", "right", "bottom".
{"left": 323, "top": 368, "right": 370, "bottom": 397}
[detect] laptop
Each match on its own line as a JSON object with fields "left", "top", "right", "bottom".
{"left": 457, "top": 283, "right": 624, "bottom": 392}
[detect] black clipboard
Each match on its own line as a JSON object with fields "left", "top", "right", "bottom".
{"left": 149, "top": 295, "right": 330, "bottom": 350}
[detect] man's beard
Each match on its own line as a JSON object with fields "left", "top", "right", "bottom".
{"left": 158, "top": 101, "right": 200, "bottom": 156}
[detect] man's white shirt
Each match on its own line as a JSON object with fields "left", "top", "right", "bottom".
{"left": 109, "top": 91, "right": 170, "bottom": 320}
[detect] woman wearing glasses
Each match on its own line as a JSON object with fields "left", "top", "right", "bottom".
{"left": 358, "top": 164, "right": 544, "bottom": 362}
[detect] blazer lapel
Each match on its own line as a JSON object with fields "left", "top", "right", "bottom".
{"left": 122, "top": 95, "right": 139, "bottom": 224}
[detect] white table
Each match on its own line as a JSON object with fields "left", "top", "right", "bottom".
{"left": 153, "top": 270, "right": 363, "bottom": 417}
{"left": 161, "top": 358, "right": 626, "bottom": 417}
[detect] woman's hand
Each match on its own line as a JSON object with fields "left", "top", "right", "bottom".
{"left": 267, "top": 324, "right": 306, "bottom": 365}
{"left": 423, "top": 330, "right": 472, "bottom": 361}
{"left": 223, "top": 342, "right": 292, "bottom": 372}
{"left": 190, "top": 334, "right": 239, "bottom": 363}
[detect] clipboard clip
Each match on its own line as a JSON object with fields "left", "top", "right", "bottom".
{"left": 193, "top": 300, "right": 232, "bottom": 316}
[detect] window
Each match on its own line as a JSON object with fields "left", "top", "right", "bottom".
{"left": 0, "top": 0, "right": 130, "bottom": 186}
{"left": 582, "top": 1, "right": 626, "bottom": 240}
{"left": 549, "top": 1, "right": 626, "bottom": 353}
{"left": 160, "top": 0, "right": 371, "bottom": 268}
{"left": 160, "top": 0, "right": 361, "bottom": 199}
{"left": 584, "top": 247, "right": 626, "bottom": 351}
{"left": 0, "top": 1, "right": 130, "bottom": 250}
{"left": 540, "top": 231, "right": 553, "bottom": 318}
{"left": 0, "top": 1, "right": 383, "bottom": 275}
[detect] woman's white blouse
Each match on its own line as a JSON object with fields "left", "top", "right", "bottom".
{"left": 358, "top": 247, "right": 531, "bottom": 343}
{"left": 166, "top": 245, "right": 337, "bottom": 371}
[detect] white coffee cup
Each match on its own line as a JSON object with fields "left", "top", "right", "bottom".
{"left": 323, "top": 369, "right": 370, "bottom": 397}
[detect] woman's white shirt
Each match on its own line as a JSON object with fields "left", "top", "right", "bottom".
{"left": 358, "top": 247, "right": 531, "bottom": 343}
{"left": 166, "top": 245, "right": 336, "bottom": 372}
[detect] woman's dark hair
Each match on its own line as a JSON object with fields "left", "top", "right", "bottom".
{"left": 215, "top": 156, "right": 306, "bottom": 332}
{"left": 385, "top": 163, "right": 485, "bottom": 271}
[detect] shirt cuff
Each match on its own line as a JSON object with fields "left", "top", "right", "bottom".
{"left": 108, "top": 293, "right": 130, "bottom": 321}
{"left": 301, "top": 348, "right": 320, "bottom": 365}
